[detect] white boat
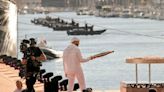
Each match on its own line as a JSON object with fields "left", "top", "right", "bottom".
{"left": 76, "top": 7, "right": 93, "bottom": 15}
{"left": 40, "top": 47, "right": 63, "bottom": 59}
{"left": 156, "top": 15, "right": 164, "bottom": 20}
{"left": 37, "top": 39, "right": 63, "bottom": 60}
{"left": 156, "top": 9, "right": 164, "bottom": 20}
{"left": 153, "top": 0, "right": 164, "bottom": 20}
{"left": 120, "top": 9, "right": 134, "bottom": 18}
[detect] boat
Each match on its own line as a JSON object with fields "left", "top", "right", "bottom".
{"left": 76, "top": 7, "right": 93, "bottom": 15}
{"left": 39, "top": 47, "right": 63, "bottom": 59}
{"left": 155, "top": 0, "right": 164, "bottom": 20}
{"left": 0, "top": 0, "right": 17, "bottom": 57}
{"left": 67, "top": 28, "right": 106, "bottom": 35}
{"left": 37, "top": 39, "right": 63, "bottom": 60}
{"left": 120, "top": 9, "right": 134, "bottom": 18}
{"left": 52, "top": 24, "right": 95, "bottom": 31}
{"left": 52, "top": 24, "right": 79, "bottom": 31}
{"left": 52, "top": 22, "right": 94, "bottom": 31}
{"left": 156, "top": 14, "right": 164, "bottom": 20}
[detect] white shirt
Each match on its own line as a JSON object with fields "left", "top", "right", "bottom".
{"left": 14, "top": 89, "right": 22, "bottom": 92}
{"left": 63, "top": 44, "right": 90, "bottom": 74}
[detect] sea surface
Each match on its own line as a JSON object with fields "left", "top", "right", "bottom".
{"left": 18, "top": 12, "right": 164, "bottom": 90}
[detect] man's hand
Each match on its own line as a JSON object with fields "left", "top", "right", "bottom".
{"left": 21, "top": 59, "right": 27, "bottom": 65}
{"left": 111, "top": 50, "right": 114, "bottom": 53}
{"left": 31, "top": 56, "right": 36, "bottom": 61}
{"left": 90, "top": 56, "right": 97, "bottom": 60}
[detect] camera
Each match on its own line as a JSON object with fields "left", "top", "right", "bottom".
{"left": 24, "top": 49, "right": 42, "bottom": 72}
{"left": 20, "top": 38, "right": 42, "bottom": 72}
{"left": 25, "top": 49, "right": 42, "bottom": 66}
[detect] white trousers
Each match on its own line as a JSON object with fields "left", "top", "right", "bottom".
{"left": 67, "top": 71, "right": 86, "bottom": 92}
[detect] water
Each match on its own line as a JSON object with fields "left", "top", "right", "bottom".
{"left": 18, "top": 12, "right": 164, "bottom": 90}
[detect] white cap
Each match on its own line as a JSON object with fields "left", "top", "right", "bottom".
{"left": 71, "top": 37, "right": 79, "bottom": 43}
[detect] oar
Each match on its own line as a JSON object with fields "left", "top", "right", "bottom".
{"left": 89, "top": 50, "right": 114, "bottom": 60}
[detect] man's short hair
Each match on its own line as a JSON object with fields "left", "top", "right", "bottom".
{"left": 16, "top": 80, "right": 22, "bottom": 86}
{"left": 22, "top": 39, "right": 30, "bottom": 44}
{"left": 29, "top": 38, "right": 36, "bottom": 45}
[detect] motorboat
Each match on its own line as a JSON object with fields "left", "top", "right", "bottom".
{"left": 67, "top": 27, "right": 106, "bottom": 35}
{"left": 37, "top": 39, "right": 63, "bottom": 60}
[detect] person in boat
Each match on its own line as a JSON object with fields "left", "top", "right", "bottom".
{"left": 57, "top": 17, "right": 60, "bottom": 22}
{"left": 63, "top": 37, "right": 95, "bottom": 92}
{"left": 38, "top": 39, "right": 47, "bottom": 48}
{"left": 61, "top": 20, "right": 64, "bottom": 24}
{"left": 71, "top": 19, "right": 75, "bottom": 25}
{"left": 76, "top": 23, "right": 79, "bottom": 27}
{"left": 21, "top": 38, "right": 47, "bottom": 92}
{"left": 85, "top": 23, "right": 88, "bottom": 31}
{"left": 90, "top": 25, "right": 94, "bottom": 31}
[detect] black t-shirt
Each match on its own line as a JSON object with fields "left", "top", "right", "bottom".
{"left": 24, "top": 47, "right": 42, "bottom": 72}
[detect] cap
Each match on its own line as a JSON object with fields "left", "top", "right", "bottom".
{"left": 22, "top": 39, "right": 30, "bottom": 44}
{"left": 71, "top": 37, "right": 79, "bottom": 43}
{"left": 29, "top": 38, "right": 36, "bottom": 45}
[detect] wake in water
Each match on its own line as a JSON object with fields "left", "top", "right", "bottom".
{"left": 0, "top": 0, "right": 17, "bottom": 57}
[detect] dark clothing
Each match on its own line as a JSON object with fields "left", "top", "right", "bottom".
{"left": 23, "top": 47, "right": 42, "bottom": 92}
{"left": 26, "top": 74, "right": 37, "bottom": 92}
{"left": 24, "top": 47, "right": 42, "bottom": 73}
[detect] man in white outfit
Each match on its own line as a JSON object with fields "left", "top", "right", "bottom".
{"left": 63, "top": 37, "right": 94, "bottom": 92}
